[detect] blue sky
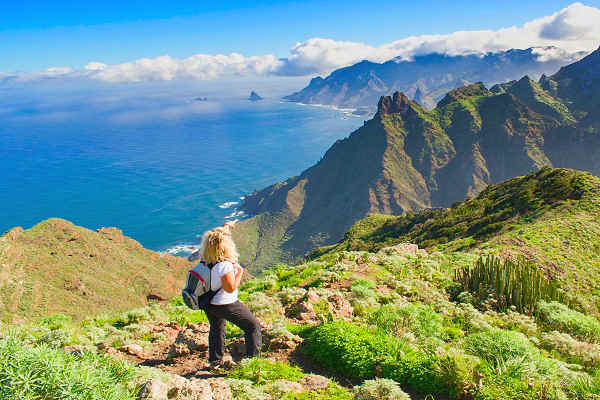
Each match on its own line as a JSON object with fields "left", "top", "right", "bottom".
{"left": 2, "top": 0, "right": 598, "bottom": 73}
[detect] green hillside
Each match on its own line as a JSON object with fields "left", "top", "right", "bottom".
{"left": 4, "top": 180, "right": 600, "bottom": 398}
{"left": 0, "top": 218, "right": 191, "bottom": 324}
{"left": 314, "top": 168, "right": 600, "bottom": 315}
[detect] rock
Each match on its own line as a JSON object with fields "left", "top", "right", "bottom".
{"left": 168, "top": 323, "right": 209, "bottom": 359}
{"left": 119, "top": 343, "right": 145, "bottom": 357}
{"left": 327, "top": 291, "right": 353, "bottom": 320}
{"left": 300, "top": 374, "right": 330, "bottom": 391}
{"left": 306, "top": 289, "right": 321, "bottom": 304}
{"left": 168, "top": 376, "right": 212, "bottom": 400}
{"left": 3, "top": 227, "right": 23, "bottom": 241}
{"left": 380, "top": 242, "right": 427, "bottom": 257}
{"left": 138, "top": 380, "right": 168, "bottom": 400}
{"left": 96, "top": 342, "right": 118, "bottom": 355}
{"left": 248, "top": 91, "right": 263, "bottom": 101}
{"left": 206, "top": 378, "right": 233, "bottom": 400}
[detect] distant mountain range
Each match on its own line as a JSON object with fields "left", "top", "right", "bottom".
{"left": 234, "top": 46, "right": 600, "bottom": 271}
{"left": 284, "top": 47, "right": 586, "bottom": 110}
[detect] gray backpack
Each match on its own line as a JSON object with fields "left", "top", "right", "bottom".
{"left": 181, "top": 262, "right": 220, "bottom": 310}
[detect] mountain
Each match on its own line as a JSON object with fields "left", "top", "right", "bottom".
{"left": 234, "top": 47, "right": 600, "bottom": 271}
{"left": 284, "top": 47, "right": 585, "bottom": 110}
{"left": 5, "top": 169, "right": 600, "bottom": 400}
{"left": 0, "top": 218, "right": 191, "bottom": 324}
{"left": 249, "top": 91, "right": 263, "bottom": 101}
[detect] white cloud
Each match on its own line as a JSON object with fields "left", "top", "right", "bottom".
{"left": 2, "top": 2, "right": 599, "bottom": 83}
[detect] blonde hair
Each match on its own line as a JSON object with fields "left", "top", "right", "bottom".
{"left": 199, "top": 223, "right": 239, "bottom": 265}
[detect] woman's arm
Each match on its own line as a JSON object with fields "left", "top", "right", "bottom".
{"left": 221, "top": 263, "right": 244, "bottom": 293}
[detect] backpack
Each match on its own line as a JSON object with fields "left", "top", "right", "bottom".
{"left": 181, "top": 262, "right": 221, "bottom": 310}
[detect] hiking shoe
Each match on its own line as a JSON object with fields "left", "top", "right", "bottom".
{"left": 208, "top": 356, "right": 236, "bottom": 371}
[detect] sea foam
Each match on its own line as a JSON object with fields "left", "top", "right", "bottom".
{"left": 218, "top": 201, "right": 239, "bottom": 209}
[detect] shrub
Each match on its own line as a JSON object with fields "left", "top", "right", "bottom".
{"left": 351, "top": 279, "right": 376, "bottom": 298}
{"left": 228, "top": 358, "right": 304, "bottom": 384}
{"left": 455, "top": 256, "right": 566, "bottom": 315}
{"left": 246, "top": 292, "right": 282, "bottom": 320}
{"left": 464, "top": 328, "right": 539, "bottom": 368}
{"left": 540, "top": 331, "right": 600, "bottom": 368}
{"left": 484, "top": 310, "right": 538, "bottom": 337}
{"left": 37, "top": 329, "right": 71, "bottom": 348}
{"left": 277, "top": 287, "right": 307, "bottom": 305}
{"left": 0, "top": 332, "right": 135, "bottom": 400}
{"left": 537, "top": 301, "right": 600, "bottom": 343}
{"left": 226, "top": 378, "right": 268, "bottom": 400}
{"left": 369, "top": 303, "right": 449, "bottom": 341}
{"left": 352, "top": 378, "right": 410, "bottom": 400}
{"left": 41, "top": 313, "right": 73, "bottom": 330}
{"left": 302, "top": 321, "right": 446, "bottom": 394}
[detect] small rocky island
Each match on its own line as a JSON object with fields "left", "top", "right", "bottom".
{"left": 248, "top": 91, "right": 263, "bottom": 101}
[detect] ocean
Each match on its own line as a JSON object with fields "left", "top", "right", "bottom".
{"left": 0, "top": 96, "right": 362, "bottom": 255}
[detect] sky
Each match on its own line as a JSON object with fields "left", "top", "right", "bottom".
{"left": 1, "top": 1, "right": 599, "bottom": 83}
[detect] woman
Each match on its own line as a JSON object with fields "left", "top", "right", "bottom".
{"left": 193, "top": 223, "right": 261, "bottom": 366}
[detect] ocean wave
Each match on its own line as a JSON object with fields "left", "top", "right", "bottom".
{"left": 164, "top": 244, "right": 200, "bottom": 256}
{"left": 218, "top": 201, "right": 239, "bottom": 209}
{"left": 225, "top": 210, "right": 247, "bottom": 219}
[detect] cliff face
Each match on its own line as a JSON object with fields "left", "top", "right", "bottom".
{"left": 235, "top": 47, "right": 600, "bottom": 271}
{"left": 283, "top": 47, "right": 585, "bottom": 110}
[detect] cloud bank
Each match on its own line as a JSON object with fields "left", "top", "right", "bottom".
{"left": 2, "top": 2, "right": 598, "bottom": 84}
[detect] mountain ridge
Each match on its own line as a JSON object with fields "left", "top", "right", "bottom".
{"left": 284, "top": 47, "right": 586, "bottom": 110}
{"left": 234, "top": 47, "right": 600, "bottom": 271}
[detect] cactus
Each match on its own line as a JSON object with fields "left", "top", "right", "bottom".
{"left": 455, "top": 255, "right": 567, "bottom": 315}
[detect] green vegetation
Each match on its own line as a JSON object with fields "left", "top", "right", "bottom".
{"left": 537, "top": 301, "right": 600, "bottom": 343}
{"left": 0, "top": 332, "right": 136, "bottom": 400}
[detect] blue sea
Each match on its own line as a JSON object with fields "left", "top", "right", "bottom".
{"left": 0, "top": 89, "right": 362, "bottom": 254}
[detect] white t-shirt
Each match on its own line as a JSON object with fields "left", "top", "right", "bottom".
{"left": 210, "top": 261, "right": 238, "bottom": 305}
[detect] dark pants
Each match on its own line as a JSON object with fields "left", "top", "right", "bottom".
{"left": 204, "top": 300, "right": 262, "bottom": 362}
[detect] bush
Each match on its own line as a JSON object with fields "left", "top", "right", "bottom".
{"left": 226, "top": 378, "right": 268, "bottom": 400}
{"left": 537, "top": 301, "right": 600, "bottom": 343}
{"left": 228, "top": 358, "right": 304, "bottom": 384}
{"left": 246, "top": 292, "right": 282, "bottom": 320}
{"left": 368, "top": 304, "right": 450, "bottom": 341}
{"left": 540, "top": 331, "right": 600, "bottom": 368}
{"left": 302, "top": 321, "right": 446, "bottom": 394}
{"left": 353, "top": 378, "right": 410, "bottom": 400}
{"left": 0, "top": 332, "right": 135, "bottom": 400}
{"left": 277, "top": 287, "right": 307, "bottom": 305}
{"left": 41, "top": 313, "right": 73, "bottom": 330}
{"left": 464, "top": 328, "right": 539, "bottom": 368}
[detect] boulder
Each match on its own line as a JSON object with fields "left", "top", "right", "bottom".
{"left": 138, "top": 380, "right": 168, "bottom": 400}
{"left": 119, "top": 343, "right": 145, "bottom": 357}
{"left": 380, "top": 243, "right": 427, "bottom": 258}
{"left": 300, "top": 374, "right": 330, "bottom": 391}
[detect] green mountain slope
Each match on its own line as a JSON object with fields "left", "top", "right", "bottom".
{"left": 234, "top": 47, "right": 600, "bottom": 271}
{"left": 315, "top": 168, "right": 600, "bottom": 315}
{"left": 0, "top": 218, "right": 191, "bottom": 324}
